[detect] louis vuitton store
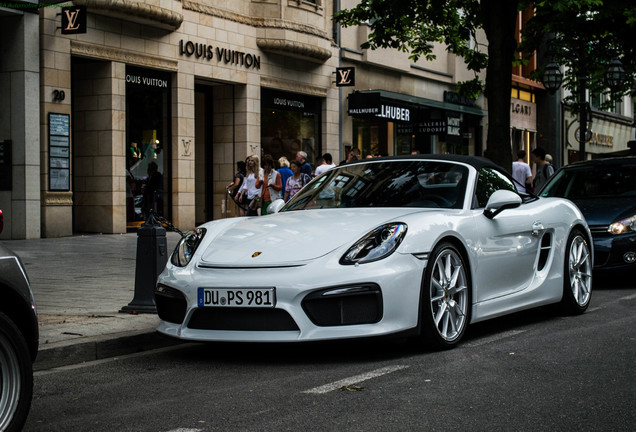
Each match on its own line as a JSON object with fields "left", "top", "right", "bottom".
{"left": 0, "top": 0, "right": 339, "bottom": 239}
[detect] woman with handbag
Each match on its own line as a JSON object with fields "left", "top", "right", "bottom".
{"left": 255, "top": 154, "right": 282, "bottom": 216}
{"left": 227, "top": 160, "right": 246, "bottom": 216}
{"left": 284, "top": 159, "right": 312, "bottom": 202}
{"left": 238, "top": 155, "right": 263, "bottom": 216}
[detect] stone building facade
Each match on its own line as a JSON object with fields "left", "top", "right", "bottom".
{"left": 2, "top": 0, "right": 340, "bottom": 239}
{"left": 337, "top": 0, "right": 488, "bottom": 161}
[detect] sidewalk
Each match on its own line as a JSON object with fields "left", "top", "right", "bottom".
{"left": 3, "top": 231, "right": 184, "bottom": 371}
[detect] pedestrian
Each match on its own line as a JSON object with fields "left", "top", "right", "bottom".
{"left": 142, "top": 161, "right": 162, "bottom": 218}
{"left": 278, "top": 156, "right": 293, "bottom": 198}
{"left": 314, "top": 152, "right": 336, "bottom": 176}
{"left": 531, "top": 147, "right": 555, "bottom": 192}
{"left": 347, "top": 147, "right": 360, "bottom": 162}
{"left": 512, "top": 150, "right": 533, "bottom": 193}
{"left": 545, "top": 153, "right": 557, "bottom": 171}
{"left": 238, "top": 154, "right": 263, "bottom": 216}
{"left": 255, "top": 154, "right": 282, "bottom": 215}
{"left": 284, "top": 159, "right": 312, "bottom": 202}
{"left": 227, "top": 160, "right": 247, "bottom": 216}
{"left": 296, "top": 151, "right": 313, "bottom": 177}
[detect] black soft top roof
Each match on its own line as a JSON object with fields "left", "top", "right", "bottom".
{"left": 344, "top": 153, "right": 504, "bottom": 172}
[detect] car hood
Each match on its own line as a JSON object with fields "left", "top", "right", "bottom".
{"left": 199, "top": 208, "right": 421, "bottom": 267}
{"left": 570, "top": 197, "right": 636, "bottom": 226}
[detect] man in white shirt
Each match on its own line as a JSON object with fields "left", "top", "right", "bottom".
{"left": 512, "top": 150, "right": 533, "bottom": 193}
{"left": 314, "top": 153, "right": 336, "bottom": 176}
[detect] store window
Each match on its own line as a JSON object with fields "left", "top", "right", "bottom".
{"left": 125, "top": 66, "right": 171, "bottom": 226}
{"left": 352, "top": 118, "right": 388, "bottom": 158}
{"left": 261, "top": 88, "right": 322, "bottom": 166}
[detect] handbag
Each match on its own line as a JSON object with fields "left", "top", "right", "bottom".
{"left": 249, "top": 195, "right": 262, "bottom": 210}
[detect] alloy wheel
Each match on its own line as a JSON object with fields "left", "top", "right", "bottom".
{"left": 429, "top": 248, "right": 469, "bottom": 342}
{"left": 568, "top": 234, "right": 592, "bottom": 307}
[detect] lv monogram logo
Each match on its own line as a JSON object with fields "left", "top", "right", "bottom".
{"left": 338, "top": 69, "right": 352, "bottom": 85}
{"left": 64, "top": 9, "right": 81, "bottom": 31}
{"left": 61, "top": 6, "right": 86, "bottom": 35}
{"left": 335, "top": 67, "right": 355, "bottom": 87}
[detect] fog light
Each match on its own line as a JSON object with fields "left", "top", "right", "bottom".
{"left": 624, "top": 252, "right": 636, "bottom": 264}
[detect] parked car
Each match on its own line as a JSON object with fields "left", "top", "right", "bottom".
{"left": 539, "top": 157, "right": 636, "bottom": 273}
{"left": 0, "top": 209, "right": 39, "bottom": 432}
{"left": 155, "top": 155, "right": 593, "bottom": 349}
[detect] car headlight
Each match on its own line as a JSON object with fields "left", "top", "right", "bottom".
{"left": 171, "top": 228, "right": 206, "bottom": 267}
{"left": 608, "top": 215, "right": 636, "bottom": 235}
{"left": 340, "top": 223, "right": 407, "bottom": 265}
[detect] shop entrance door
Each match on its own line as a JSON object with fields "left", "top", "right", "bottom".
{"left": 125, "top": 66, "right": 171, "bottom": 229}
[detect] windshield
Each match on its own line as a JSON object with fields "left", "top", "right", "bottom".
{"left": 541, "top": 162, "right": 636, "bottom": 199}
{"left": 282, "top": 160, "right": 468, "bottom": 211}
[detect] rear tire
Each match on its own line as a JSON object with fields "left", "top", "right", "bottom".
{"left": 560, "top": 229, "right": 592, "bottom": 314}
{"left": 419, "top": 242, "right": 471, "bottom": 349}
{"left": 0, "top": 312, "right": 34, "bottom": 432}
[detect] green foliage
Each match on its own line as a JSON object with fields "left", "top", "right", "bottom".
{"left": 520, "top": 0, "right": 636, "bottom": 110}
{"left": 335, "top": 0, "right": 635, "bottom": 103}
{"left": 334, "top": 0, "right": 487, "bottom": 97}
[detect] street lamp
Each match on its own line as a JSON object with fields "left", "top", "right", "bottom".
{"left": 541, "top": 56, "right": 626, "bottom": 161}
{"left": 606, "top": 58, "right": 626, "bottom": 92}
{"left": 541, "top": 62, "right": 563, "bottom": 95}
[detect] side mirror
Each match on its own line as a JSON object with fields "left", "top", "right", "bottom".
{"left": 267, "top": 199, "right": 285, "bottom": 214}
{"left": 484, "top": 190, "right": 522, "bottom": 219}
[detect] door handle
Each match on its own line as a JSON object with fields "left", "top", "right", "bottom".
{"left": 532, "top": 221, "right": 545, "bottom": 237}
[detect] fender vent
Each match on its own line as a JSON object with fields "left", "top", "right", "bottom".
{"left": 537, "top": 232, "right": 553, "bottom": 271}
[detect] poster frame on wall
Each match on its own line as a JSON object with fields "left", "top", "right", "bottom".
{"left": 49, "top": 113, "right": 71, "bottom": 191}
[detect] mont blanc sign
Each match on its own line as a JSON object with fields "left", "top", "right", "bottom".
{"left": 179, "top": 40, "right": 261, "bottom": 70}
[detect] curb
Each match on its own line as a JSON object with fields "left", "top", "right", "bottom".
{"left": 34, "top": 330, "right": 182, "bottom": 371}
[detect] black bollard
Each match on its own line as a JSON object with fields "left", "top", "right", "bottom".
{"left": 120, "top": 212, "right": 168, "bottom": 314}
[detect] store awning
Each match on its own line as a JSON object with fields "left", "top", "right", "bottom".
{"left": 347, "top": 90, "right": 487, "bottom": 120}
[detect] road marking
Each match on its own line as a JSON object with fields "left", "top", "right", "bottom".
{"left": 462, "top": 329, "right": 527, "bottom": 348}
{"left": 620, "top": 293, "right": 636, "bottom": 301}
{"left": 302, "top": 365, "right": 409, "bottom": 395}
{"left": 165, "top": 429, "right": 203, "bottom": 432}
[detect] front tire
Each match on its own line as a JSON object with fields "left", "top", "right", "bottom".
{"left": 560, "top": 229, "right": 592, "bottom": 314}
{"left": 420, "top": 242, "right": 471, "bottom": 349}
{"left": 0, "top": 312, "right": 34, "bottom": 432}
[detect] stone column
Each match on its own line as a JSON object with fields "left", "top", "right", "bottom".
{"left": 171, "top": 70, "right": 196, "bottom": 230}
{"left": 72, "top": 61, "right": 126, "bottom": 233}
{"left": 0, "top": 12, "right": 40, "bottom": 239}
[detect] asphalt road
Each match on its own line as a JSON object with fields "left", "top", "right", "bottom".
{"left": 25, "top": 283, "right": 635, "bottom": 432}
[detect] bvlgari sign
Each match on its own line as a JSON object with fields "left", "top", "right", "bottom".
{"left": 179, "top": 40, "right": 261, "bottom": 70}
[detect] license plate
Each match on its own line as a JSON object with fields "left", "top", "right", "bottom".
{"left": 198, "top": 288, "right": 276, "bottom": 308}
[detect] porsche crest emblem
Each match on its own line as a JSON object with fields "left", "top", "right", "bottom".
{"left": 251, "top": 252, "right": 262, "bottom": 258}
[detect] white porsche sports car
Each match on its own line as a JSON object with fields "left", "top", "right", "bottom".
{"left": 155, "top": 155, "right": 593, "bottom": 349}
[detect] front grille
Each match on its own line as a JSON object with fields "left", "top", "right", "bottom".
{"left": 589, "top": 225, "right": 610, "bottom": 235}
{"left": 187, "top": 307, "right": 299, "bottom": 331}
{"left": 302, "top": 284, "right": 383, "bottom": 326}
{"left": 155, "top": 285, "right": 188, "bottom": 324}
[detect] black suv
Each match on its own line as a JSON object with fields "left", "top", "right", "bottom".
{"left": 0, "top": 209, "right": 39, "bottom": 431}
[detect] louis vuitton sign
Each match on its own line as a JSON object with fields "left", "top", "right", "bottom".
{"left": 61, "top": 6, "right": 87, "bottom": 35}
{"left": 179, "top": 40, "right": 261, "bottom": 70}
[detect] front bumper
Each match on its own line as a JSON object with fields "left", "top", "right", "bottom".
{"left": 155, "top": 252, "right": 424, "bottom": 342}
{"left": 591, "top": 231, "right": 636, "bottom": 270}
